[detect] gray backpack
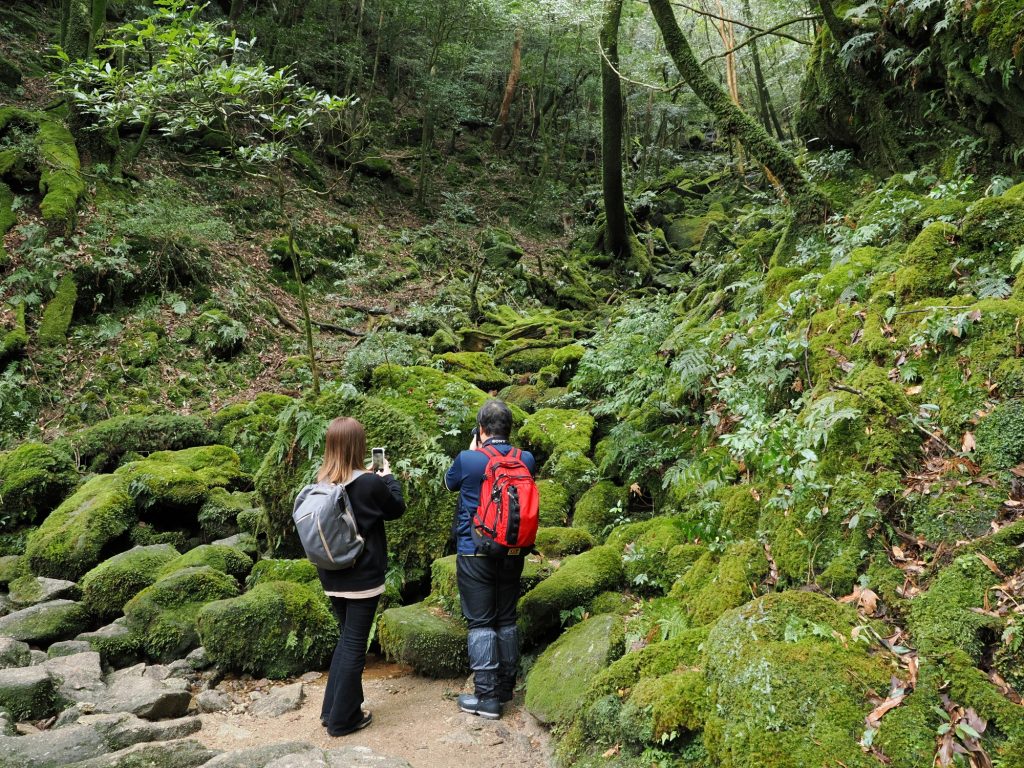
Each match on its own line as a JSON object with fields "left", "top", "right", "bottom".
{"left": 292, "top": 472, "right": 367, "bottom": 570}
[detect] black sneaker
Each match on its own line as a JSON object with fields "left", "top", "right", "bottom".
{"left": 457, "top": 693, "right": 501, "bottom": 720}
{"left": 327, "top": 710, "right": 372, "bottom": 736}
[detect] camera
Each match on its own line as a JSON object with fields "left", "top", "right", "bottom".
{"left": 371, "top": 447, "right": 386, "bottom": 472}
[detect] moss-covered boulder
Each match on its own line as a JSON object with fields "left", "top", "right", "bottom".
{"left": 537, "top": 479, "right": 570, "bottom": 527}
{"left": 534, "top": 527, "right": 595, "bottom": 558}
{"left": 115, "top": 459, "right": 208, "bottom": 512}
{"left": 197, "top": 488, "right": 253, "bottom": 541}
{"left": 123, "top": 566, "right": 239, "bottom": 662}
{"left": 157, "top": 544, "right": 252, "bottom": 581}
{"left": 0, "top": 556, "right": 27, "bottom": 588}
{"left": 519, "top": 408, "right": 595, "bottom": 462}
{"left": 144, "top": 445, "right": 246, "bottom": 490}
{"left": 378, "top": 601, "right": 468, "bottom": 677}
{"left": 255, "top": 386, "right": 451, "bottom": 579}
{"left": 25, "top": 474, "right": 136, "bottom": 580}
{"left": 246, "top": 558, "right": 320, "bottom": 589}
{"left": 197, "top": 580, "right": 336, "bottom": 678}
{"left": 0, "top": 667, "right": 60, "bottom": 722}
{"left": 212, "top": 394, "right": 293, "bottom": 475}
{"left": 606, "top": 517, "right": 694, "bottom": 594}
{"left": 891, "top": 222, "right": 959, "bottom": 300}
{"left": 960, "top": 196, "right": 1024, "bottom": 256}
{"left": 60, "top": 414, "right": 216, "bottom": 473}
{"left": 0, "top": 304, "right": 27, "bottom": 367}
{"left": 525, "top": 613, "right": 625, "bottom": 726}
{"left": 545, "top": 450, "right": 599, "bottom": 501}
{"left": 703, "top": 592, "right": 894, "bottom": 768}
{"left": 0, "top": 599, "right": 90, "bottom": 645}
{"left": 519, "top": 545, "right": 624, "bottom": 644}
{"left": 437, "top": 352, "right": 512, "bottom": 392}
{"left": 572, "top": 481, "right": 628, "bottom": 539}
{"left": 0, "top": 442, "right": 78, "bottom": 531}
{"left": 36, "top": 275, "right": 77, "bottom": 347}
{"left": 7, "top": 575, "right": 79, "bottom": 607}
{"left": 80, "top": 544, "right": 180, "bottom": 620}
{"left": 76, "top": 619, "right": 143, "bottom": 669}
{"left": 670, "top": 540, "right": 769, "bottom": 626}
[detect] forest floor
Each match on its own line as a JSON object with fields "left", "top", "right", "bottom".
{"left": 194, "top": 658, "right": 556, "bottom": 768}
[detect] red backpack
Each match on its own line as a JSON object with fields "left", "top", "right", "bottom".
{"left": 472, "top": 445, "right": 539, "bottom": 556}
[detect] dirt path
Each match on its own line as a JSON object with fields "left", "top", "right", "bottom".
{"left": 193, "top": 656, "right": 556, "bottom": 768}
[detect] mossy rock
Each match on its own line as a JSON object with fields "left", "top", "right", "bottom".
{"left": 618, "top": 670, "right": 706, "bottom": 747}
{"left": 35, "top": 116, "right": 85, "bottom": 227}
{"left": 703, "top": 591, "right": 893, "bottom": 768}
{"left": 123, "top": 565, "right": 239, "bottom": 663}
{"left": 495, "top": 343, "right": 561, "bottom": 375}
{"left": 908, "top": 480, "right": 1007, "bottom": 544}
{"left": 24, "top": 474, "right": 136, "bottom": 581}
{"left": 76, "top": 619, "right": 143, "bottom": 669}
{"left": 195, "top": 309, "right": 247, "bottom": 359}
{"left": 0, "top": 667, "right": 59, "bottom": 722}
{"left": 891, "top": 221, "right": 959, "bottom": 300}
{"left": 36, "top": 275, "right": 77, "bottom": 348}
{"left": 0, "top": 304, "right": 27, "bottom": 366}
{"left": 0, "top": 442, "right": 78, "bottom": 531}
{"left": 246, "top": 558, "right": 320, "bottom": 589}
{"left": 974, "top": 399, "right": 1024, "bottom": 470}
{"left": 197, "top": 488, "right": 253, "bottom": 541}
{"left": 354, "top": 155, "right": 393, "bottom": 178}
{"left": 537, "top": 479, "right": 570, "bottom": 527}
{"left": 0, "top": 555, "right": 28, "bottom": 587}
{"left": 479, "top": 228, "right": 524, "bottom": 268}
{"left": 157, "top": 544, "right": 252, "bottom": 581}
{"left": 670, "top": 539, "right": 769, "bottom": 626}
{"left": 960, "top": 196, "right": 1024, "bottom": 257}
{"left": 518, "top": 545, "right": 624, "bottom": 644}
{"left": 534, "top": 527, "right": 595, "bottom": 558}
{"left": 378, "top": 601, "right": 468, "bottom": 677}
{"left": 255, "top": 386, "right": 452, "bottom": 578}
{"left": 817, "top": 246, "right": 879, "bottom": 304}
{"left": 519, "top": 408, "right": 595, "bottom": 462}
{"left": 79, "top": 544, "right": 180, "bottom": 620}
{"left": 437, "top": 352, "right": 512, "bottom": 392}
{"left": 61, "top": 414, "right": 216, "bottom": 473}
{"left": 0, "top": 599, "right": 90, "bottom": 645}
{"left": 212, "top": 394, "right": 293, "bottom": 475}
{"left": 144, "top": 445, "right": 246, "bottom": 490}
{"left": 7, "top": 574, "right": 79, "bottom": 607}
{"left": 525, "top": 613, "right": 625, "bottom": 726}
{"left": 115, "top": 459, "right": 209, "bottom": 512}
{"left": 550, "top": 344, "right": 586, "bottom": 383}
{"left": 572, "top": 481, "right": 628, "bottom": 540}
{"left": 606, "top": 516, "right": 693, "bottom": 593}
{"left": 498, "top": 384, "right": 544, "bottom": 413}
{"left": 587, "top": 590, "right": 636, "bottom": 616}
{"left": 545, "top": 449, "right": 599, "bottom": 502}
{"left": 197, "top": 580, "right": 336, "bottom": 679}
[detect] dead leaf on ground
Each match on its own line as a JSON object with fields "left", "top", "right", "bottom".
{"left": 962, "top": 431, "right": 976, "bottom": 452}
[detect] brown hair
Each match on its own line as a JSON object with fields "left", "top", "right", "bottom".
{"left": 317, "top": 417, "right": 366, "bottom": 484}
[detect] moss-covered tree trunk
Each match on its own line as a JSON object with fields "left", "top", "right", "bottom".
{"left": 600, "top": 0, "right": 631, "bottom": 259}
{"left": 648, "top": 0, "right": 829, "bottom": 221}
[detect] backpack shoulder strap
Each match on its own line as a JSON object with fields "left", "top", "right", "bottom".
{"left": 479, "top": 444, "right": 501, "bottom": 460}
{"left": 510, "top": 448, "right": 522, "bottom": 462}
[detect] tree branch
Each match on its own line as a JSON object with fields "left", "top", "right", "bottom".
{"left": 700, "top": 18, "right": 816, "bottom": 65}
{"left": 664, "top": 1, "right": 820, "bottom": 39}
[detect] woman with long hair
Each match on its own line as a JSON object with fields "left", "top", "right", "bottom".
{"left": 311, "top": 416, "right": 405, "bottom": 736}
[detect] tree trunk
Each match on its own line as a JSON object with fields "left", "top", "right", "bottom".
{"left": 600, "top": 0, "right": 631, "bottom": 259}
{"left": 228, "top": 0, "right": 246, "bottom": 22}
{"left": 492, "top": 28, "right": 523, "bottom": 150}
{"left": 648, "top": 0, "right": 828, "bottom": 220}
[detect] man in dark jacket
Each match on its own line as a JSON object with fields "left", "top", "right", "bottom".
{"left": 444, "top": 399, "right": 536, "bottom": 720}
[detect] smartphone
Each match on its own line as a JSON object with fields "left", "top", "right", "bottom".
{"left": 371, "top": 447, "right": 386, "bottom": 472}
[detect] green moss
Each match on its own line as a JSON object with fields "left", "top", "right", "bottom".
{"left": 437, "top": 352, "right": 512, "bottom": 391}
{"left": 609, "top": 517, "right": 692, "bottom": 594}
{"left": 715, "top": 484, "right": 762, "bottom": 539}
{"left": 520, "top": 408, "right": 595, "bottom": 462}
{"left": 378, "top": 601, "right": 469, "bottom": 677}
{"left": 0, "top": 555, "right": 28, "bottom": 587}
{"left": 891, "top": 222, "right": 959, "bottom": 300}
{"left": 195, "top": 309, "right": 247, "bottom": 359}
{"left": 588, "top": 590, "right": 636, "bottom": 616}
{"left": 494, "top": 343, "right": 560, "bottom": 374}
{"left": 246, "top": 558, "right": 319, "bottom": 589}
{"left": 115, "top": 458, "right": 209, "bottom": 511}
{"left": 537, "top": 479, "right": 570, "bottom": 526}
{"left": 35, "top": 117, "right": 84, "bottom": 227}
{"left": 960, "top": 196, "right": 1024, "bottom": 258}
{"left": 525, "top": 614, "right": 625, "bottom": 726}
{"left": 817, "top": 247, "right": 879, "bottom": 304}
{"left": 197, "top": 579, "right": 336, "bottom": 678}
{"left": 671, "top": 540, "right": 769, "bottom": 626}
{"left": 24, "top": 473, "right": 136, "bottom": 580}
{"left": 551, "top": 344, "right": 586, "bottom": 382}
{"left": 0, "top": 668, "right": 59, "bottom": 722}
{"left": 908, "top": 554, "right": 1001, "bottom": 660}
{"left": 534, "top": 527, "right": 596, "bottom": 558}
{"left": 80, "top": 543, "right": 180, "bottom": 620}
{"left": 77, "top": 621, "right": 143, "bottom": 670}
{"left": 145, "top": 445, "right": 246, "bottom": 489}
{"left": 123, "top": 565, "right": 239, "bottom": 662}
{"left": 61, "top": 413, "right": 216, "bottom": 473}
{"left": 763, "top": 265, "right": 806, "bottom": 300}
{"left": 974, "top": 399, "right": 1024, "bottom": 470}
{"left": 213, "top": 394, "right": 292, "bottom": 475}
{"left": 618, "top": 670, "right": 706, "bottom": 745}
{"left": 909, "top": 481, "right": 1007, "bottom": 544}
{"left": 197, "top": 487, "right": 253, "bottom": 540}
{"left": 0, "top": 304, "right": 27, "bottom": 366}
{"left": 703, "top": 592, "right": 892, "bottom": 768}
{"left": 0, "top": 181, "right": 15, "bottom": 237}
{"left": 546, "top": 450, "right": 599, "bottom": 501}
{"left": 518, "top": 545, "right": 624, "bottom": 644}
{"left": 0, "top": 599, "right": 90, "bottom": 645}
{"left": 0, "top": 442, "right": 78, "bottom": 530}
{"left": 572, "top": 481, "right": 628, "bottom": 540}
{"left": 36, "top": 275, "right": 77, "bottom": 347}
{"left": 426, "top": 555, "right": 460, "bottom": 615}
{"left": 157, "top": 544, "right": 252, "bottom": 580}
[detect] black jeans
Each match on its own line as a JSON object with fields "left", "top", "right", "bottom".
{"left": 456, "top": 555, "right": 524, "bottom": 630}
{"left": 322, "top": 594, "right": 379, "bottom": 735}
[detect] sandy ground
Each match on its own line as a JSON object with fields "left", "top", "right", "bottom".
{"left": 193, "top": 657, "right": 556, "bottom": 768}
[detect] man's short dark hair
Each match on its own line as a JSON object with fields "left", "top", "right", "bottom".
{"left": 477, "top": 399, "right": 512, "bottom": 439}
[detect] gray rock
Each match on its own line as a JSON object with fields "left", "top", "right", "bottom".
{"left": 250, "top": 682, "right": 304, "bottom": 718}
{"left": 195, "top": 689, "right": 231, "bottom": 713}
{"left": 266, "top": 752, "right": 328, "bottom": 768}
{"left": 0, "top": 665, "right": 60, "bottom": 721}
{"left": 0, "top": 708, "right": 13, "bottom": 736}
{"left": 42, "top": 651, "right": 105, "bottom": 704}
{"left": 142, "top": 664, "right": 170, "bottom": 681}
{"left": 165, "top": 658, "right": 192, "bottom": 678}
{"left": 64, "top": 738, "right": 216, "bottom": 768}
{"left": 211, "top": 532, "right": 257, "bottom": 555}
{"left": 201, "top": 743, "right": 325, "bottom": 768}
{"left": 49, "top": 640, "right": 93, "bottom": 658}
{"left": 76, "top": 620, "right": 141, "bottom": 670}
{"left": 326, "top": 747, "right": 414, "bottom": 768}
{"left": 29, "top": 649, "right": 48, "bottom": 665}
{"left": 0, "top": 594, "right": 9, "bottom": 618}
{"left": 0, "top": 712, "right": 200, "bottom": 768}
{"left": 185, "top": 646, "right": 211, "bottom": 670}
{"left": 0, "top": 636, "right": 31, "bottom": 669}
{"left": 9, "top": 577, "right": 80, "bottom": 608}
{"left": 98, "top": 664, "right": 191, "bottom": 720}
{"left": 54, "top": 701, "right": 95, "bottom": 727}
{"left": 0, "top": 600, "right": 91, "bottom": 645}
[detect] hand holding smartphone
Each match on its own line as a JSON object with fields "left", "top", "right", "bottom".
{"left": 371, "top": 447, "right": 387, "bottom": 474}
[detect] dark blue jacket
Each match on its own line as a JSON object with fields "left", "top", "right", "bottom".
{"left": 444, "top": 440, "right": 536, "bottom": 555}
